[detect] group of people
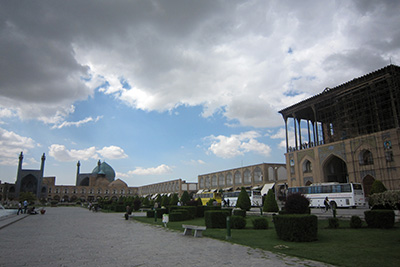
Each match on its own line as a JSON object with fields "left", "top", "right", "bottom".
{"left": 17, "top": 200, "right": 39, "bottom": 215}
{"left": 17, "top": 200, "right": 28, "bottom": 215}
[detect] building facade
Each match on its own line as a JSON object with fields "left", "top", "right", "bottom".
{"left": 197, "top": 163, "right": 287, "bottom": 192}
{"left": 0, "top": 154, "right": 197, "bottom": 203}
{"left": 279, "top": 65, "right": 400, "bottom": 195}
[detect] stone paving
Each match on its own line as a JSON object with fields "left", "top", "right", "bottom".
{"left": 0, "top": 207, "right": 333, "bottom": 267}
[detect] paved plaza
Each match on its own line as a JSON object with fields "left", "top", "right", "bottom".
{"left": 0, "top": 207, "right": 332, "bottom": 267}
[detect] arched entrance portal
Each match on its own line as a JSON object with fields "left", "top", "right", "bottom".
{"left": 20, "top": 174, "right": 38, "bottom": 194}
{"left": 362, "top": 175, "right": 375, "bottom": 197}
{"left": 323, "top": 155, "right": 348, "bottom": 183}
{"left": 79, "top": 177, "right": 90, "bottom": 186}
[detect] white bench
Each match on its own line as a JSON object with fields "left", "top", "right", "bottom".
{"left": 182, "top": 225, "right": 206, "bottom": 237}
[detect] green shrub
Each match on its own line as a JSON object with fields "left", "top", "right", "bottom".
{"left": 146, "top": 210, "right": 155, "bottom": 218}
{"left": 284, "top": 193, "right": 310, "bottom": 214}
{"left": 263, "top": 189, "right": 279, "bottom": 212}
{"left": 236, "top": 187, "right": 251, "bottom": 211}
{"left": 133, "top": 198, "right": 141, "bottom": 211}
{"left": 206, "top": 198, "right": 216, "bottom": 206}
{"left": 169, "top": 193, "right": 179, "bottom": 206}
{"left": 233, "top": 209, "right": 246, "bottom": 217}
{"left": 368, "top": 190, "right": 400, "bottom": 210}
{"left": 196, "top": 205, "right": 205, "bottom": 218}
{"left": 169, "top": 206, "right": 195, "bottom": 219}
{"left": 328, "top": 218, "right": 339, "bottom": 229}
{"left": 113, "top": 205, "right": 126, "bottom": 212}
{"left": 252, "top": 217, "right": 268, "bottom": 229}
{"left": 155, "top": 208, "right": 168, "bottom": 219}
{"left": 231, "top": 215, "right": 246, "bottom": 229}
{"left": 350, "top": 215, "right": 363, "bottom": 229}
{"left": 370, "top": 180, "right": 387, "bottom": 195}
{"left": 204, "top": 210, "right": 230, "bottom": 228}
{"left": 169, "top": 211, "right": 186, "bottom": 222}
{"left": 273, "top": 214, "right": 318, "bottom": 242}
{"left": 364, "top": 210, "right": 395, "bottom": 229}
{"left": 180, "top": 191, "right": 190, "bottom": 205}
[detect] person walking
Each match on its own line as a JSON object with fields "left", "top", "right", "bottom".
{"left": 23, "top": 200, "right": 28, "bottom": 214}
{"left": 324, "top": 197, "right": 330, "bottom": 212}
{"left": 17, "top": 202, "right": 23, "bottom": 215}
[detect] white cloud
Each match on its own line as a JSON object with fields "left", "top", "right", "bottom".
{"left": 1, "top": 1, "right": 399, "bottom": 127}
{"left": 48, "top": 144, "right": 127, "bottom": 162}
{"left": 128, "top": 164, "right": 174, "bottom": 176}
{"left": 206, "top": 131, "right": 271, "bottom": 158}
{"left": 0, "top": 127, "right": 36, "bottom": 165}
{"left": 97, "top": 146, "right": 128, "bottom": 159}
{"left": 51, "top": 116, "right": 103, "bottom": 129}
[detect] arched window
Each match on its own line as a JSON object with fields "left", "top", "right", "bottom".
{"left": 234, "top": 171, "right": 242, "bottom": 184}
{"left": 254, "top": 167, "right": 262, "bottom": 182}
{"left": 211, "top": 175, "right": 217, "bottom": 186}
{"left": 303, "top": 160, "right": 312, "bottom": 173}
{"left": 243, "top": 169, "right": 251, "bottom": 184}
{"left": 226, "top": 173, "right": 233, "bottom": 186}
{"left": 218, "top": 174, "right": 225, "bottom": 186}
{"left": 359, "top": 150, "right": 374, "bottom": 165}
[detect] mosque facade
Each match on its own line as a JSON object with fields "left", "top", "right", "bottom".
{"left": 0, "top": 153, "right": 197, "bottom": 203}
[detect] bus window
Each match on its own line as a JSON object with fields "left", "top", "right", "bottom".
{"left": 332, "top": 185, "right": 341, "bottom": 193}
{"left": 341, "top": 184, "right": 351, "bottom": 192}
{"left": 322, "top": 185, "right": 331, "bottom": 193}
{"left": 352, "top": 184, "right": 362, "bottom": 190}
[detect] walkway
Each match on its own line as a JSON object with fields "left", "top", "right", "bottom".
{"left": 0, "top": 207, "right": 332, "bottom": 267}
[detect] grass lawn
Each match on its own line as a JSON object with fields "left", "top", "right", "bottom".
{"left": 132, "top": 215, "right": 400, "bottom": 267}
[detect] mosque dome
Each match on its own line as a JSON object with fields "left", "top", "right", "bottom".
{"left": 109, "top": 179, "right": 127, "bottom": 187}
{"left": 92, "top": 161, "right": 116, "bottom": 183}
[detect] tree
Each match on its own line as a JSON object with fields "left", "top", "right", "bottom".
{"left": 133, "top": 196, "right": 141, "bottom": 211}
{"left": 370, "top": 180, "right": 387, "bottom": 195}
{"left": 161, "top": 194, "right": 170, "bottom": 207}
{"left": 263, "top": 189, "right": 279, "bottom": 212}
{"left": 180, "top": 191, "right": 190, "bottom": 205}
{"left": 284, "top": 193, "right": 310, "bottom": 214}
{"left": 236, "top": 187, "right": 251, "bottom": 211}
{"left": 19, "top": 192, "right": 37, "bottom": 204}
{"left": 169, "top": 193, "right": 179, "bottom": 206}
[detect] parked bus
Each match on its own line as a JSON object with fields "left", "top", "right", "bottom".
{"left": 222, "top": 189, "right": 262, "bottom": 207}
{"left": 194, "top": 191, "right": 222, "bottom": 206}
{"left": 287, "top": 183, "right": 366, "bottom": 208}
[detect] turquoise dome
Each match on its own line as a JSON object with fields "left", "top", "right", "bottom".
{"left": 92, "top": 161, "right": 116, "bottom": 183}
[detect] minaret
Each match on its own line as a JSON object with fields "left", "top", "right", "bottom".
{"left": 75, "top": 161, "right": 81, "bottom": 186}
{"left": 40, "top": 153, "right": 46, "bottom": 176}
{"left": 18, "top": 152, "right": 23, "bottom": 172}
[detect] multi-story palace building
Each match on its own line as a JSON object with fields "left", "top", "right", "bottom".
{"left": 279, "top": 65, "right": 400, "bottom": 195}
{"left": 197, "top": 163, "right": 287, "bottom": 193}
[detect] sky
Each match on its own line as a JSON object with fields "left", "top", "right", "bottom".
{"left": 1, "top": 0, "right": 399, "bottom": 186}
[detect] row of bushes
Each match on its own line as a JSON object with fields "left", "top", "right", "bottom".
{"left": 204, "top": 210, "right": 269, "bottom": 229}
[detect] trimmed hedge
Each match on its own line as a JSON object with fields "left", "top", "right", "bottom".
{"left": 273, "top": 214, "right": 318, "bottom": 242}
{"left": 328, "top": 218, "right": 339, "bottom": 229}
{"left": 231, "top": 215, "right": 246, "bottom": 229}
{"left": 204, "top": 210, "right": 230, "bottom": 228}
{"left": 364, "top": 210, "right": 395, "bottom": 229}
{"left": 146, "top": 210, "right": 155, "bottom": 218}
{"left": 169, "top": 211, "right": 187, "bottom": 222}
{"left": 350, "top": 215, "right": 363, "bottom": 229}
{"left": 155, "top": 208, "right": 168, "bottom": 219}
{"left": 169, "top": 206, "right": 196, "bottom": 219}
{"left": 252, "top": 217, "right": 268, "bottom": 229}
{"left": 233, "top": 209, "right": 246, "bottom": 217}
{"left": 195, "top": 205, "right": 205, "bottom": 218}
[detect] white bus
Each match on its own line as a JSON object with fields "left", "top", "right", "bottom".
{"left": 222, "top": 190, "right": 262, "bottom": 207}
{"left": 287, "top": 183, "right": 366, "bottom": 208}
